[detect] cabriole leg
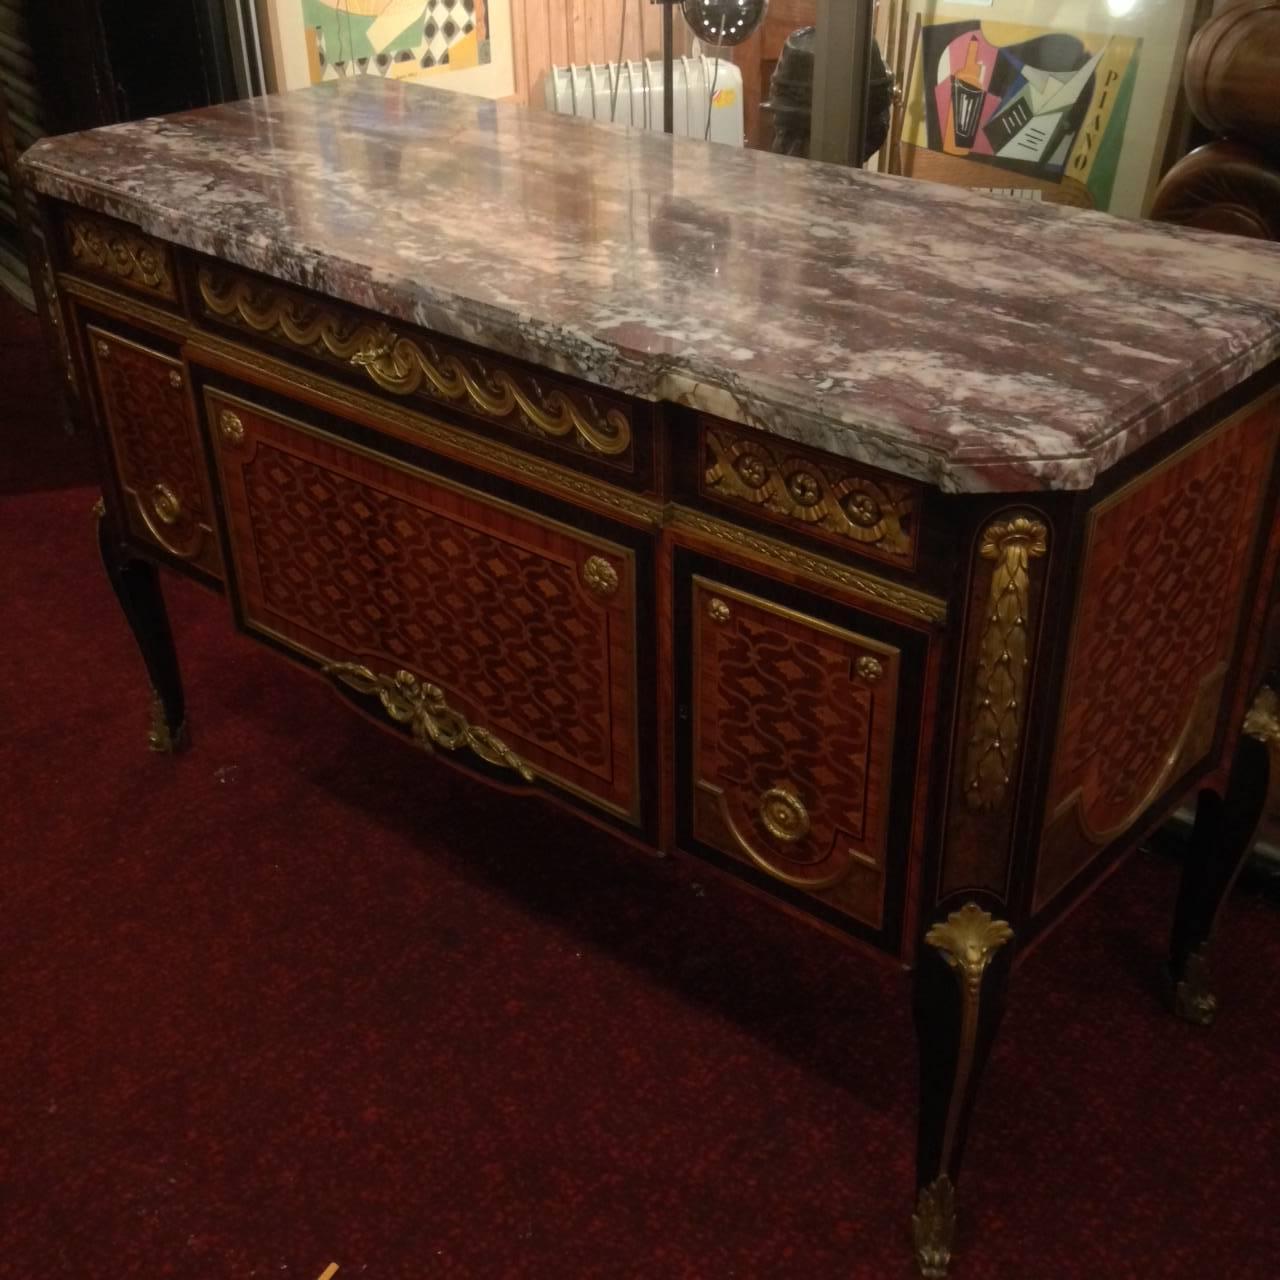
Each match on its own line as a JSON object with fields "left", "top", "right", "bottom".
{"left": 912, "top": 901, "right": 1014, "bottom": 1278}
{"left": 95, "top": 498, "right": 187, "bottom": 753}
{"left": 1167, "top": 682, "right": 1277, "bottom": 1024}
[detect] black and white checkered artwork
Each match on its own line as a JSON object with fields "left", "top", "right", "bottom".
{"left": 421, "top": 0, "right": 477, "bottom": 68}
{"left": 311, "top": 0, "right": 486, "bottom": 81}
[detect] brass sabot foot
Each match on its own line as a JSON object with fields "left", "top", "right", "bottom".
{"left": 912, "top": 1176, "right": 956, "bottom": 1279}
{"left": 147, "top": 691, "right": 187, "bottom": 755}
{"left": 1168, "top": 945, "right": 1217, "bottom": 1026}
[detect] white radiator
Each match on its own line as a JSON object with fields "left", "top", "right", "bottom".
{"left": 544, "top": 57, "right": 745, "bottom": 147}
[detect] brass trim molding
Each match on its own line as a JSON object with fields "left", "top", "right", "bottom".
{"left": 185, "top": 335, "right": 663, "bottom": 528}
{"left": 963, "top": 515, "right": 1047, "bottom": 811}
{"left": 703, "top": 423, "right": 916, "bottom": 563}
{"left": 324, "top": 662, "right": 535, "bottom": 782}
{"left": 59, "top": 273, "right": 193, "bottom": 340}
{"left": 912, "top": 1176, "right": 956, "bottom": 1280}
{"left": 674, "top": 507, "right": 947, "bottom": 625}
{"left": 197, "top": 266, "right": 632, "bottom": 458}
{"left": 66, "top": 213, "right": 176, "bottom": 299}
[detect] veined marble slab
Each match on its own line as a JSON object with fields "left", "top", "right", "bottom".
{"left": 22, "top": 78, "right": 1280, "bottom": 492}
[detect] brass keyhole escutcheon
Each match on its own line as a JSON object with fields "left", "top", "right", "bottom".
{"left": 150, "top": 482, "right": 181, "bottom": 526}
{"left": 759, "top": 787, "right": 810, "bottom": 843}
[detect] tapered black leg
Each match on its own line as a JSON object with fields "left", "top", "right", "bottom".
{"left": 912, "top": 900, "right": 1014, "bottom": 1278}
{"left": 1167, "top": 682, "right": 1277, "bottom": 1024}
{"left": 95, "top": 500, "right": 187, "bottom": 752}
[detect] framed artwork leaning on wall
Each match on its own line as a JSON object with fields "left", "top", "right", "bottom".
{"left": 259, "top": 0, "right": 515, "bottom": 99}
{"left": 897, "top": 0, "right": 1201, "bottom": 218}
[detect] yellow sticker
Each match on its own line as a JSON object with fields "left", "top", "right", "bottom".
{"left": 712, "top": 88, "right": 737, "bottom": 109}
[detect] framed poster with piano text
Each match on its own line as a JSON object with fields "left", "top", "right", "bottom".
{"left": 896, "top": 0, "right": 1200, "bottom": 218}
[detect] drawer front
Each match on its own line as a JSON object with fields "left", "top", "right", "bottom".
{"left": 206, "top": 387, "right": 643, "bottom": 824}
{"left": 697, "top": 418, "right": 922, "bottom": 570}
{"left": 676, "top": 553, "right": 929, "bottom": 946}
{"left": 87, "top": 325, "right": 222, "bottom": 577}
{"left": 63, "top": 209, "right": 178, "bottom": 304}
{"left": 193, "top": 260, "right": 649, "bottom": 486}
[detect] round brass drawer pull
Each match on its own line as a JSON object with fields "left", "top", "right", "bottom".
{"left": 95, "top": 339, "right": 110, "bottom": 359}
{"left": 759, "top": 787, "right": 810, "bottom": 843}
{"left": 150, "top": 482, "right": 181, "bottom": 526}
{"left": 707, "top": 597, "right": 731, "bottom": 623}
{"left": 168, "top": 369, "right": 183, "bottom": 389}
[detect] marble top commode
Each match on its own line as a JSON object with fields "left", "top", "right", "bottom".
{"left": 22, "top": 77, "right": 1280, "bottom": 493}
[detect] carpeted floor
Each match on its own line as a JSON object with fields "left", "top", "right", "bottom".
{"left": 2, "top": 289, "right": 1279, "bottom": 1279}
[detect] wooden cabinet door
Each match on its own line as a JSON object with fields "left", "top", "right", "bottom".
{"left": 676, "top": 553, "right": 929, "bottom": 948}
{"left": 205, "top": 386, "right": 645, "bottom": 828}
{"left": 86, "top": 324, "right": 222, "bottom": 577}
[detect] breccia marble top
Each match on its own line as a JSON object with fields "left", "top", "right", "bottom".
{"left": 22, "top": 77, "right": 1280, "bottom": 492}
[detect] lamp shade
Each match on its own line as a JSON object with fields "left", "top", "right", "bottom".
{"left": 680, "top": 0, "right": 769, "bottom": 48}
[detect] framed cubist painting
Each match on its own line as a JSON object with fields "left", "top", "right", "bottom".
{"left": 261, "top": 0, "right": 515, "bottom": 99}
{"left": 898, "top": 0, "right": 1200, "bottom": 217}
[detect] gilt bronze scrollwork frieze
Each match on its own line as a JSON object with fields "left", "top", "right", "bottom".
{"left": 197, "top": 267, "right": 632, "bottom": 459}
{"left": 701, "top": 423, "right": 918, "bottom": 565}
{"left": 323, "top": 661, "right": 535, "bottom": 783}
{"left": 66, "top": 213, "right": 176, "bottom": 299}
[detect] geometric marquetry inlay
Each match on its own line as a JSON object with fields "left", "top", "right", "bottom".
{"left": 1036, "top": 397, "right": 1279, "bottom": 910}
{"left": 206, "top": 390, "right": 640, "bottom": 822}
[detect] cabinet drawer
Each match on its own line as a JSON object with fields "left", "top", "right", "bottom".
{"left": 676, "top": 553, "right": 929, "bottom": 947}
{"left": 192, "top": 259, "right": 651, "bottom": 489}
{"left": 205, "top": 387, "right": 644, "bottom": 826}
{"left": 63, "top": 209, "right": 178, "bottom": 305}
{"left": 697, "top": 417, "right": 922, "bottom": 571}
{"left": 87, "top": 325, "right": 222, "bottom": 578}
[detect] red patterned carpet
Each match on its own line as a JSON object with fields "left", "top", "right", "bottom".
{"left": 2, "top": 289, "right": 1279, "bottom": 1279}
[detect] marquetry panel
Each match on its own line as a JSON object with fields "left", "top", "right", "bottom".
{"left": 87, "top": 326, "right": 222, "bottom": 577}
{"left": 699, "top": 419, "right": 919, "bottom": 568}
{"left": 63, "top": 210, "right": 177, "bottom": 302}
{"left": 194, "top": 261, "right": 643, "bottom": 477}
{"left": 689, "top": 576, "right": 899, "bottom": 929}
{"left": 1036, "top": 399, "right": 1280, "bottom": 910}
{"left": 207, "top": 389, "right": 640, "bottom": 822}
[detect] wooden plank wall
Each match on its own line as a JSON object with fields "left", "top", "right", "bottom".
{"left": 511, "top": 0, "right": 692, "bottom": 106}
